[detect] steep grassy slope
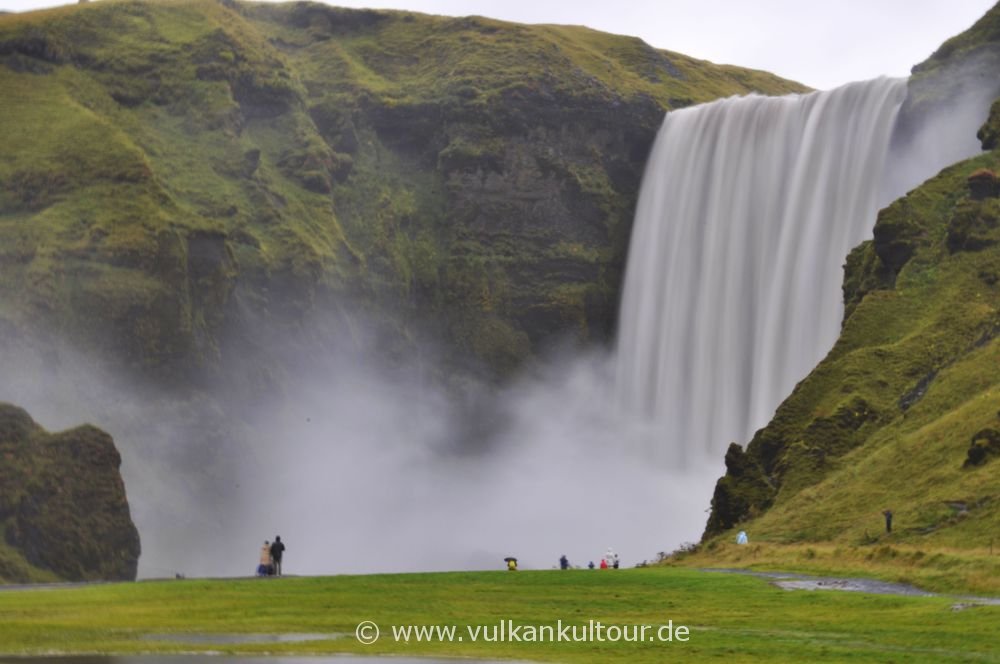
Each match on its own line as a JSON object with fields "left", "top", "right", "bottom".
{"left": 0, "top": 0, "right": 806, "bottom": 384}
{"left": 0, "top": 403, "right": 140, "bottom": 583}
{"left": 703, "top": 4, "right": 1000, "bottom": 562}
{"left": 708, "top": 147, "right": 1000, "bottom": 533}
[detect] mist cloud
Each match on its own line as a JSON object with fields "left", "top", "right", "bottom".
{"left": 0, "top": 307, "right": 720, "bottom": 578}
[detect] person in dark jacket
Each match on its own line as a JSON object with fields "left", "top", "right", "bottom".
{"left": 270, "top": 536, "right": 286, "bottom": 576}
{"left": 882, "top": 510, "right": 893, "bottom": 534}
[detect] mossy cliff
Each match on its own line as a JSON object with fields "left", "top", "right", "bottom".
{"left": 705, "top": 5, "right": 1000, "bottom": 551}
{"left": 0, "top": 0, "right": 805, "bottom": 383}
{"left": 893, "top": 0, "right": 1000, "bottom": 150}
{"left": 0, "top": 403, "right": 140, "bottom": 582}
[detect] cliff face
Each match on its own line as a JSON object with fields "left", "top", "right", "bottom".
{"left": 704, "top": 4, "right": 1000, "bottom": 547}
{"left": 0, "top": 0, "right": 806, "bottom": 383}
{"left": 0, "top": 403, "right": 140, "bottom": 582}
{"left": 705, "top": 150, "right": 1000, "bottom": 548}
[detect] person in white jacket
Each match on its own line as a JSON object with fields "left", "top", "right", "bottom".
{"left": 257, "top": 540, "right": 272, "bottom": 576}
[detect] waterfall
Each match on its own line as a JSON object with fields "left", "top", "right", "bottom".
{"left": 615, "top": 77, "right": 907, "bottom": 466}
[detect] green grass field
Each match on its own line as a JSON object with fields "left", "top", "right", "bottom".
{"left": 0, "top": 567, "right": 996, "bottom": 662}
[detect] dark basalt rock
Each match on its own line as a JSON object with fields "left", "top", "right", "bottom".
{"left": 0, "top": 403, "right": 140, "bottom": 582}
{"left": 873, "top": 202, "right": 923, "bottom": 275}
{"left": 704, "top": 443, "right": 773, "bottom": 536}
{"left": 0, "top": 33, "right": 71, "bottom": 64}
{"left": 947, "top": 199, "right": 1000, "bottom": 253}
{"left": 900, "top": 370, "right": 938, "bottom": 412}
{"left": 968, "top": 168, "right": 999, "bottom": 199}
{"left": 978, "top": 98, "right": 1000, "bottom": 150}
{"left": 963, "top": 428, "right": 1000, "bottom": 467}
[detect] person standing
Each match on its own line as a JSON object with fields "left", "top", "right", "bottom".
{"left": 270, "top": 536, "right": 286, "bottom": 576}
{"left": 882, "top": 510, "right": 893, "bottom": 534}
{"left": 257, "top": 540, "right": 272, "bottom": 576}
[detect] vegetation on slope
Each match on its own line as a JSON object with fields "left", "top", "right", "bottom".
{"left": 698, "top": 155, "right": 1000, "bottom": 593}
{"left": 705, "top": 150, "right": 1000, "bottom": 532}
{"left": 0, "top": 0, "right": 806, "bottom": 384}
{"left": 916, "top": 2, "right": 1000, "bottom": 73}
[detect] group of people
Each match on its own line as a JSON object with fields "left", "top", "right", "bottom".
{"left": 507, "top": 548, "right": 620, "bottom": 571}
{"left": 256, "top": 535, "right": 286, "bottom": 577}
{"left": 561, "top": 548, "right": 620, "bottom": 570}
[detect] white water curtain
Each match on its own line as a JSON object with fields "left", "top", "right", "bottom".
{"left": 616, "top": 78, "right": 907, "bottom": 465}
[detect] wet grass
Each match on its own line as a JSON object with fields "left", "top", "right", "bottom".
{"left": 671, "top": 541, "right": 1000, "bottom": 596}
{"left": 0, "top": 567, "right": 997, "bottom": 662}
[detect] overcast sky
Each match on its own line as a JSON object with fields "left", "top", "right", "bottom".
{"left": 1, "top": 0, "right": 996, "bottom": 89}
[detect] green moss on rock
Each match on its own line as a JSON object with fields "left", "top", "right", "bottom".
{"left": 977, "top": 98, "right": 1000, "bottom": 149}
{"left": 0, "top": 403, "right": 140, "bottom": 583}
{"left": 704, "top": 443, "right": 773, "bottom": 535}
{"left": 947, "top": 197, "right": 1000, "bottom": 252}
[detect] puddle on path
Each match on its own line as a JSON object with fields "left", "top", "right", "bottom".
{"left": 703, "top": 568, "right": 1000, "bottom": 606}
{"left": 142, "top": 633, "right": 340, "bottom": 644}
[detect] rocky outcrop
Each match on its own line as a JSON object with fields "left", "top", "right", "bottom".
{"left": 963, "top": 428, "right": 1000, "bottom": 467}
{"left": 704, "top": 443, "right": 774, "bottom": 535}
{"left": 967, "top": 168, "right": 999, "bottom": 199}
{"left": 0, "top": 403, "right": 140, "bottom": 582}
{"left": 977, "top": 99, "right": 1000, "bottom": 149}
{"left": 947, "top": 196, "right": 1000, "bottom": 253}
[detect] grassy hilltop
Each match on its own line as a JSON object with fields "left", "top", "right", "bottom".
{"left": 0, "top": 0, "right": 805, "bottom": 384}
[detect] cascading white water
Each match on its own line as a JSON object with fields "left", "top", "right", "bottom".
{"left": 616, "top": 77, "right": 907, "bottom": 466}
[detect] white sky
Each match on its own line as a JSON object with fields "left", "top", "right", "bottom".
{"left": 0, "top": 0, "right": 996, "bottom": 89}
